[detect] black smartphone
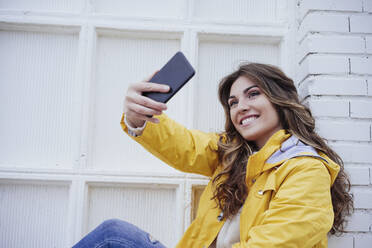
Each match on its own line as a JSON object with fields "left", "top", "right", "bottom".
{"left": 143, "top": 51, "right": 195, "bottom": 103}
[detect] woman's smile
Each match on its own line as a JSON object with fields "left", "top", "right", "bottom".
{"left": 240, "top": 115, "right": 259, "bottom": 126}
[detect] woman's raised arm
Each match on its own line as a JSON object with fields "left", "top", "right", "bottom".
{"left": 121, "top": 73, "right": 220, "bottom": 177}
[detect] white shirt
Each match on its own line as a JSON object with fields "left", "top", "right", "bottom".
{"left": 209, "top": 207, "right": 242, "bottom": 248}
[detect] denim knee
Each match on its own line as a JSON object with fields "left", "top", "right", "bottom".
{"left": 100, "top": 219, "right": 124, "bottom": 229}
{"left": 98, "top": 219, "right": 130, "bottom": 237}
{"left": 97, "top": 219, "right": 165, "bottom": 247}
{"left": 73, "top": 219, "right": 166, "bottom": 248}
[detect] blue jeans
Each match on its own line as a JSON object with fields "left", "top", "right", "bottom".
{"left": 72, "top": 219, "right": 167, "bottom": 248}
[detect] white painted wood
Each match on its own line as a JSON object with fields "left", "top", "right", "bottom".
{"left": 0, "top": 28, "right": 81, "bottom": 169}
{"left": 92, "top": 0, "right": 186, "bottom": 19}
{"left": 0, "top": 0, "right": 83, "bottom": 13}
{"left": 85, "top": 182, "right": 181, "bottom": 247}
{"left": 0, "top": 180, "right": 70, "bottom": 248}
{"left": 76, "top": 25, "right": 96, "bottom": 170}
{"left": 67, "top": 179, "right": 85, "bottom": 247}
{"left": 194, "top": 0, "right": 281, "bottom": 24}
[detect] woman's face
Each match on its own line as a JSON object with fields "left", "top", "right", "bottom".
{"left": 228, "top": 76, "right": 283, "bottom": 149}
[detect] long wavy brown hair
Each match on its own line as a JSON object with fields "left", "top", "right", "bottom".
{"left": 212, "top": 62, "right": 353, "bottom": 235}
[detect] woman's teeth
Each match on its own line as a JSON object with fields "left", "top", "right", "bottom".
{"left": 241, "top": 116, "right": 258, "bottom": 125}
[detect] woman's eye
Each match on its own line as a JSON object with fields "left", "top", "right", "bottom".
{"left": 248, "top": 91, "right": 260, "bottom": 98}
{"left": 229, "top": 101, "right": 237, "bottom": 107}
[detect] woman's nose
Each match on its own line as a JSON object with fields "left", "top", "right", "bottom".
{"left": 237, "top": 99, "right": 250, "bottom": 113}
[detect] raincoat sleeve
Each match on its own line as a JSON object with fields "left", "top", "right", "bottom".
{"left": 120, "top": 113, "right": 220, "bottom": 177}
{"left": 233, "top": 158, "right": 335, "bottom": 248}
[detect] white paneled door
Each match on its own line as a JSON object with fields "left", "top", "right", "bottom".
{"left": 0, "top": 0, "right": 293, "bottom": 247}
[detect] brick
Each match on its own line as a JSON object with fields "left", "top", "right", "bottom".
{"left": 350, "top": 57, "right": 372, "bottom": 75}
{"left": 350, "top": 15, "right": 372, "bottom": 33}
{"left": 316, "top": 120, "right": 370, "bottom": 141}
{"left": 365, "top": 0, "right": 372, "bottom": 12}
{"left": 355, "top": 234, "right": 372, "bottom": 248}
{"left": 332, "top": 144, "right": 372, "bottom": 163}
{"left": 367, "top": 37, "right": 372, "bottom": 54}
{"left": 345, "top": 211, "right": 372, "bottom": 231}
{"left": 301, "top": 0, "right": 363, "bottom": 12}
{"left": 309, "top": 99, "right": 349, "bottom": 117}
{"left": 308, "top": 77, "right": 367, "bottom": 96}
{"left": 298, "top": 35, "right": 365, "bottom": 62}
{"left": 352, "top": 189, "right": 372, "bottom": 208}
{"left": 328, "top": 235, "right": 353, "bottom": 248}
{"left": 299, "top": 13, "right": 349, "bottom": 41}
{"left": 346, "top": 167, "right": 370, "bottom": 185}
{"left": 300, "top": 0, "right": 363, "bottom": 19}
{"left": 298, "top": 55, "right": 349, "bottom": 82}
{"left": 350, "top": 100, "right": 372, "bottom": 118}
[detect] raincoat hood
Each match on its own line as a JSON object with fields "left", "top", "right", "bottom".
{"left": 262, "top": 130, "right": 340, "bottom": 185}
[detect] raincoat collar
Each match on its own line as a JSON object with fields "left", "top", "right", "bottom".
{"left": 246, "top": 129, "right": 290, "bottom": 180}
{"left": 245, "top": 129, "right": 340, "bottom": 185}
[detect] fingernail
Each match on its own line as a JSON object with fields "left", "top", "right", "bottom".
{"left": 154, "top": 119, "right": 159, "bottom": 123}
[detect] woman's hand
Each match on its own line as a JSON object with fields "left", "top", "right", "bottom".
{"left": 123, "top": 71, "right": 169, "bottom": 128}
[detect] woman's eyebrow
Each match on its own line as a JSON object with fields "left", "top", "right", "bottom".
{"left": 229, "top": 85, "right": 258, "bottom": 99}
{"left": 243, "top": 85, "right": 258, "bottom": 94}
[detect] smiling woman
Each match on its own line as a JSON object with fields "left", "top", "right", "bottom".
{"left": 214, "top": 63, "right": 354, "bottom": 236}
{"left": 73, "top": 63, "right": 354, "bottom": 248}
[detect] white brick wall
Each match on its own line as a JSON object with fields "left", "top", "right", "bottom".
{"left": 299, "top": 0, "right": 363, "bottom": 18}
{"left": 353, "top": 189, "right": 372, "bottom": 209}
{"left": 345, "top": 211, "right": 372, "bottom": 232}
{"left": 366, "top": 38, "right": 372, "bottom": 54}
{"left": 316, "top": 120, "right": 370, "bottom": 141}
{"left": 297, "top": 0, "right": 372, "bottom": 247}
{"left": 328, "top": 235, "right": 354, "bottom": 248}
{"left": 309, "top": 99, "right": 349, "bottom": 117}
{"left": 298, "top": 35, "right": 365, "bottom": 62}
{"left": 299, "top": 77, "right": 367, "bottom": 96}
{"left": 350, "top": 15, "right": 372, "bottom": 33}
{"left": 332, "top": 144, "right": 372, "bottom": 164}
{"left": 354, "top": 234, "right": 372, "bottom": 248}
{"left": 346, "top": 167, "right": 370, "bottom": 185}
{"left": 350, "top": 100, "right": 372, "bottom": 118}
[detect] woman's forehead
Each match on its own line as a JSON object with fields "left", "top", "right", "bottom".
{"left": 229, "top": 76, "right": 259, "bottom": 97}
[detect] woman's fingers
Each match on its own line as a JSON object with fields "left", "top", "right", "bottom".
{"left": 124, "top": 72, "right": 170, "bottom": 126}
{"left": 131, "top": 94, "right": 167, "bottom": 111}
{"left": 127, "top": 100, "right": 163, "bottom": 116}
{"left": 143, "top": 70, "right": 159, "bottom": 82}
{"left": 133, "top": 81, "right": 170, "bottom": 94}
{"left": 127, "top": 81, "right": 169, "bottom": 112}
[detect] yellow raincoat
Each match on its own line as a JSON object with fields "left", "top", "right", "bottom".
{"left": 120, "top": 113, "right": 340, "bottom": 248}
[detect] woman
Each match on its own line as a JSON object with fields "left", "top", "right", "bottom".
{"left": 73, "top": 63, "right": 353, "bottom": 248}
